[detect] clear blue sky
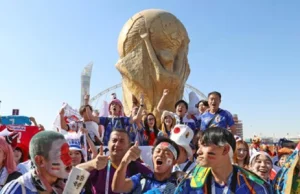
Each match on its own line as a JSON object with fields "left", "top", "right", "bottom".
{"left": 0, "top": 1, "right": 299, "bottom": 138}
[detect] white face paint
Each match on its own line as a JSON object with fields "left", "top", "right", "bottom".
{"left": 45, "top": 139, "right": 72, "bottom": 179}
{"left": 166, "top": 158, "right": 173, "bottom": 166}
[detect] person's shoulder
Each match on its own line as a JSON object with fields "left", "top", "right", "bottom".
{"left": 236, "top": 166, "right": 271, "bottom": 193}
{"left": 6, "top": 171, "right": 22, "bottom": 183}
{"left": 219, "top": 108, "right": 233, "bottom": 116}
{"left": 1, "top": 179, "right": 24, "bottom": 194}
{"left": 135, "top": 161, "right": 152, "bottom": 174}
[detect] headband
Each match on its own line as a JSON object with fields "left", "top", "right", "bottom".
{"left": 155, "top": 142, "right": 178, "bottom": 159}
{"left": 250, "top": 151, "right": 272, "bottom": 165}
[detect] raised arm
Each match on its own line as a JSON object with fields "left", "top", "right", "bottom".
{"left": 29, "top": 117, "right": 38, "bottom": 126}
{"left": 84, "top": 94, "right": 100, "bottom": 124}
{"left": 156, "top": 89, "right": 169, "bottom": 112}
{"left": 80, "top": 127, "right": 98, "bottom": 158}
{"left": 131, "top": 94, "right": 144, "bottom": 124}
{"left": 112, "top": 142, "right": 141, "bottom": 193}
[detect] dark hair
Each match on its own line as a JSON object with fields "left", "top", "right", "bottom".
{"left": 195, "top": 100, "right": 209, "bottom": 108}
{"left": 152, "top": 136, "right": 180, "bottom": 159}
{"left": 79, "top": 105, "right": 93, "bottom": 116}
{"left": 15, "top": 147, "right": 24, "bottom": 163}
{"left": 143, "top": 113, "right": 159, "bottom": 138}
{"left": 29, "top": 131, "right": 65, "bottom": 166}
{"left": 200, "top": 127, "right": 236, "bottom": 151}
{"left": 175, "top": 100, "right": 188, "bottom": 110}
{"left": 193, "top": 131, "right": 203, "bottom": 149}
{"left": 109, "top": 128, "right": 131, "bottom": 144}
{"left": 208, "top": 91, "right": 222, "bottom": 99}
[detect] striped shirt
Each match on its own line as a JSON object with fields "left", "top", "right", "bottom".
{"left": 1, "top": 170, "right": 38, "bottom": 194}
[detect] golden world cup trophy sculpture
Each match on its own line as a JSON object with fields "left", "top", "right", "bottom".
{"left": 116, "top": 9, "right": 190, "bottom": 123}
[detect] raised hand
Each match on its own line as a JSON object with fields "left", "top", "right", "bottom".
{"left": 123, "top": 141, "right": 141, "bottom": 164}
{"left": 29, "top": 117, "right": 36, "bottom": 122}
{"left": 163, "top": 89, "right": 169, "bottom": 96}
{"left": 92, "top": 146, "right": 109, "bottom": 170}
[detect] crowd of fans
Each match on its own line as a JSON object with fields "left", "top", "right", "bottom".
{"left": 0, "top": 89, "right": 299, "bottom": 193}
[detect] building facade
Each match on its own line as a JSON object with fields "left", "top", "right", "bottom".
{"left": 233, "top": 114, "right": 243, "bottom": 139}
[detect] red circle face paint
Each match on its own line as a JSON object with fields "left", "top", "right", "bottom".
{"left": 60, "top": 143, "right": 72, "bottom": 166}
{"left": 173, "top": 127, "right": 180, "bottom": 134}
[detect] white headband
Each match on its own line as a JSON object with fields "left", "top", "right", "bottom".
{"left": 250, "top": 151, "right": 272, "bottom": 165}
{"left": 156, "top": 142, "right": 178, "bottom": 159}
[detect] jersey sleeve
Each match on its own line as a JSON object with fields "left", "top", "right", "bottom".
{"left": 200, "top": 114, "right": 207, "bottom": 131}
{"left": 124, "top": 117, "right": 131, "bottom": 126}
{"left": 0, "top": 180, "right": 24, "bottom": 194}
{"left": 99, "top": 117, "right": 106, "bottom": 125}
{"left": 130, "top": 173, "right": 142, "bottom": 192}
{"left": 226, "top": 111, "right": 235, "bottom": 127}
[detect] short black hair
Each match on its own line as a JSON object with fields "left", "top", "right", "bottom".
{"left": 175, "top": 100, "right": 188, "bottom": 110}
{"left": 200, "top": 127, "right": 236, "bottom": 151}
{"left": 109, "top": 128, "right": 131, "bottom": 143}
{"left": 195, "top": 100, "right": 209, "bottom": 108}
{"left": 79, "top": 105, "right": 93, "bottom": 116}
{"left": 152, "top": 136, "right": 180, "bottom": 159}
{"left": 208, "top": 91, "right": 222, "bottom": 99}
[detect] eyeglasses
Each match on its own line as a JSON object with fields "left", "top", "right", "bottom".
{"left": 148, "top": 118, "right": 155, "bottom": 121}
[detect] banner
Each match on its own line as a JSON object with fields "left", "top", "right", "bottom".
{"left": 0, "top": 125, "right": 40, "bottom": 150}
{"left": 53, "top": 103, "right": 82, "bottom": 133}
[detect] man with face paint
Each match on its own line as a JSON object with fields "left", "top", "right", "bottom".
{"left": 157, "top": 89, "right": 196, "bottom": 131}
{"left": 1, "top": 131, "right": 73, "bottom": 194}
{"left": 112, "top": 137, "right": 180, "bottom": 193}
{"left": 175, "top": 127, "right": 272, "bottom": 194}
{"left": 77, "top": 128, "right": 151, "bottom": 194}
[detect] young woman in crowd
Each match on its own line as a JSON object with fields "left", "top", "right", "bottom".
{"left": 65, "top": 127, "right": 97, "bottom": 194}
{"left": 233, "top": 140, "right": 250, "bottom": 168}
{"left": 143, "top": 113, "right": 159, "bottom": 146}
{"left": 158, "top": 111, "right": 176, "bottom": 138}
{"left": 0, "top": 136, "right": 22, "bottom": 190}
{"left": 13, "top": 144, "right": 29, "bottom": 166}
{"left": 277, "top": 147, "right": 293, "bottom": 168}
{"left": 249, "top": 151, "right": 273, "bottom": 183}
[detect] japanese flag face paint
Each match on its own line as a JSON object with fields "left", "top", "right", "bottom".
{"left": 166, "top": 158, "right": 173, "bottom": 166}
{"left": 46, "top": 139, "right": 72, "bottom": 179}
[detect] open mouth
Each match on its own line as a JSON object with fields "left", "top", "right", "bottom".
{"left": 113, "top": 108, "right": 116, "bottom": 111}
{"left": 156, "top": 158, "right": 163, "bottom": 166}
{"left": 258, "top": 169, "right": 268, "bottom": 174}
